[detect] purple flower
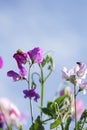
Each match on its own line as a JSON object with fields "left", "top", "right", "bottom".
{"left": 0, "top": 56, "right": 3, "bottom": 69}
{"left": 13, "top": 50, "right": 29, "bottom": 76}
{"left": 23, "top": 88, "right": 40, "bottom": 102}
{"left": 13, "top": 50, "right": 29, "bottom": 65}
{"left": 27, "top": 47, "right": 43, "bottom": 64}
{"left": 7, "top": 70, "right": 25, "bottom": 81}
{"left": 18, "top": 64, "right": 27, "bottom": 77}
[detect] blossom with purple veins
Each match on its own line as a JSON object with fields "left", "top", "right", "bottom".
{"left": 62, "top": 67, "right": 74, "bottom": 80}
{"left": 79, "top": 81, "right": 87, "bottom": 90}
{"left": 23, "top": 87, "right": 40, "bottom": 102}
{"left": 27, "top": 47, "right": 43, "bottom": 64}
{"left": 62, "top": 62, "right": 87, "bottom": 87}
{"left": 74, "top": 62, "right": 87, "bottom": 79}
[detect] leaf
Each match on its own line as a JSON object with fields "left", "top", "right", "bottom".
{"left": 30, "top": 116, "right": 44, "bottom": 130}
{"left": 41, "top": 107, "right": 53, "bottom": 117}
{"left": 54, "top": 94, "right": 68, "bottom": 106}
{"left": 50, "top": 118, "right": 61, "bottom": 129}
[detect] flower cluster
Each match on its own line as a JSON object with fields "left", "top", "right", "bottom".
{"left": 62, "top": 62, "right": 87, "bottom": 90}
{"left": 0, "top": 98, "right": 24, "bottom": 129}
{"left": 7, "top": 47, "right": 43, "bottom": 102}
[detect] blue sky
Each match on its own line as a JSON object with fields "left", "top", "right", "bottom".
{"left": 0, "top": 0, "right": 87, "bottom": 129}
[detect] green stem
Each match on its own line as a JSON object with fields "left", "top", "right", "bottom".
{"left": 44, "top": 70, "right": 52, "bottom": 82}
{"left": 42, "top": 117, "right": 53, "bottom": 123}
{"left": 28, "top": 64, "right": 31, "bottom": 89}
{"left": 61, "top": 123, "right": 64, "bottom": 130}
{"left": 40, "top": 65, "right": 44, "bottom": 120}
{"left": 74, "top": 85, "right": 77, "bottom": 130}
{"left": 30, "top": 99, "right": 34, "bottom": 125}
{"left": 28, "top": 64, "right": 34, "bottom": 125}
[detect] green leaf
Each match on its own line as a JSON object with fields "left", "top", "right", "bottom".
{"left": 54, "top": 94, "right": 68, "bottom": 106}
{"left": 30, "top": 116, "right": 44, "bottom": 130}
{"left": 50, "top": 118, "right": 61, "bottom": 129}
{"left": 41, "top": 107, "right": 53, "bottom": 117}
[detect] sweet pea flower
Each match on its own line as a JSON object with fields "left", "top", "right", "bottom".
{"left": 13, "top": 50, "right": 29, "bottom": 65}
{"left": 23, "top": 87, "right": 40, "bottom": 102}
{"left": 62, "top": 62, "right": 87, "bottom": 87}
{"left": 0, "top": 56, "right": 3, "bottom": 69}
{"left": 74, "top": 62, "right": 87, "bottom": 79}
{"left": 62, "top": 67, "right": 74, "bottom": 80}
{"left": 72, "top": 99, "right": 84, "bottom": 120}
{"left": 7, "top": 70, "right": 26, "bottom": 81}
{"left": 27, "top": 47, "right": 43, "bottom": 64}
{"left": 0, "top": 98, "right": 24, "bottom": 128}
{"left": 13, "top": 50, "right": 28, "bottom": 76}
{"left": 79, "top": 81, "right": 87, "bottom": 90}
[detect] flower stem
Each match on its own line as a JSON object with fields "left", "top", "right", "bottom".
{"left": 29, "top": 99, "right": 34, "bottom": 125}
{"left": 74, "top": 85, "right": 77, "bottom": 130}
{"left": 42, "top": 117, "right": 53, "bottom": 123}
{"left": 40, "top": 65, "right": 44, "bottom": 120}
{"left": 28, "top": 64, "right": 34, "bottom": 125}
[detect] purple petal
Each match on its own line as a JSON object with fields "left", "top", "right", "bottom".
{"left": 23, "top": 88, "right": 40, "bottom": 102}
{"left": 13, "top": 51, "right": 28, "bottom": 65}
{"left": 27, "top": 47, "right": 43, "bottom": 64}
{"left": 7, "top": 70, "right": 21, "bottom": 81}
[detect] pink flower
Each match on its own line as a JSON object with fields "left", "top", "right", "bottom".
{"left": 62, "top": 62, "right": 87, "bottom": 87}
{"left": 79, "top": 81, "right": 87, "bottom": 90}
{"left": 0, "top": 56, "right": 3, "bottom": 69}
{"left": 0, "top": 98, "right": 24, "bottom": 127}
{"left": 27, "top": 47, "right": 43, "bottom": 64}
{"left": 62, "top": 67, "right": 74, "bottom": 80}
{"left": 72, "top": 99, "right": 84, "bottom": 120}
{"left": 74, "top": 62, "right": 87, "bottom": 79}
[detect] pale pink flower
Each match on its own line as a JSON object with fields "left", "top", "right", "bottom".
{"left": 0, "top": 98, "right": 24, "bottom": 127}
{"left": 62, "top": 67, "right": 74, "bottom": 80}
{"left": 72, "top": 99, "right": 84, "bottom": 120}
{"left": 74, "top": 62, "right": 87, "bottom": 79}
{"left": 79, "top": 81, "right": 87, "bottom": 90}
